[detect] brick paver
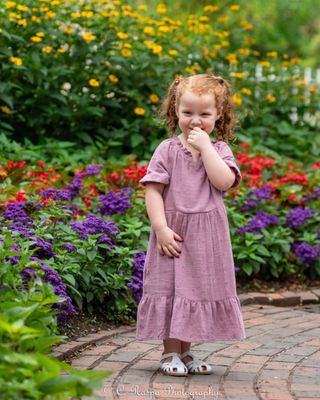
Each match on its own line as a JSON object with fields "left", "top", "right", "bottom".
{"left": 54, "top": 295, "right": 320, "bottom": 400}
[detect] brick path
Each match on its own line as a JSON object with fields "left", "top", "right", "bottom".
{"left": 53, "top": 292, "right": 320, "bottom": 400}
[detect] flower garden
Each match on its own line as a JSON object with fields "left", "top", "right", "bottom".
{"left": 0, "top": 0, "right": 319, "bottom": 399}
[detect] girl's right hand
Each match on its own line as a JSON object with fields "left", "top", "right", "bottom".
{"left": 154, "top": 226, "right": 183, "bottom": 257}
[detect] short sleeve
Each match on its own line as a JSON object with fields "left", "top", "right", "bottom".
{"left": 215, "top": 141, "right": 241, "bottom": 189}
{"left": 139, "top": 141, "right": 170, "bottom": 186}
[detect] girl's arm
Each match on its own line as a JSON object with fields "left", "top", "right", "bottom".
{"left": 201, "top": 146, "right": 235, "bottom": 191}
{"left": 145, "top": 183, "right": 183, "bottom": 257}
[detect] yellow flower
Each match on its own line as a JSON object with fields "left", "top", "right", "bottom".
{"left": 9, "top": 56, "right": 23, "bottom": 66}
{"left": 57, "top": 48, "right": 66, "bottom": 53}
{"left": 158, "top": 25, "right": 170, "bottom": 33}
{"left": 121, "top": 48, "right": 132, "bottom": 57}
{"left": 117, "top": 32, "right": 128, "bottom": 39}
{"left": 138, "top": 5, "right": 148, "bottom": 11}
{"left": 218, "top": 16, "right": 229, "bottom": 23}
{"left": 45, "top": 11, "right": 56, "bottom": 19}
{"left": 290, "top": 57, "right": 301, "bottom": 64}
{"left": 203, "top": 5, "right": 219, "bottom": 12}
{"left": 31, "top": 36, "right": 42, "bottom": 42}
{"left": 122, "top": 43, "right": 132, "bottom": 48}
{"left": 240, "top": 20, "right": 254, "bottom": 30}
{"left": 144, "top": 26, "right": 155, "bottom": 35}
{"left": 108, "top": 74, "right": 119, "bottom": 83}
{"left": 17, "top": 4, "right": 28, "bottom": 12}
{"left": 42, "top": 46, "right": 53, "bottom": 53}
{"left": 230, "top": 5, "right": 240, "bottom": 11}
{"left": 157, "top": 4, "right": 167, "bottom": 13}
{"left": 225, "top": 54, "right": 238, "bottom": 64}
{"left": 309, "top": 86, "right": 317, "bottom": 93}
{"left": 83, "top": 32, "right": 96, "bottom": 42}
{"left": 89, "top": 79, "right": 100, "bottom": 87}
{"left": 168, "top": 49, "right": 177, "bottom": 56}
{"left": 64, "top": 27, "right": 74, "bottom": 34}
{"left": 242, "top": 88, "right": 252, "bottom": 96}
{"left": 238, "top": 48, "right": 250, "bottom": 56}
{"left": 134, "top": 107, "right": 145, "bottom": 116}
{"left": 267, "top": 51, "right": 278, "bottom": 58}
{"left": 17, "top": 19, "right": 27, "bottom": 26}
{"left": 31, "top": 16, "right": 41, "bottom": 23}
{"left": 266, "top": 94, "right": 276, "bottom": 103}
{"left": 258, "top": 61, "right": 271, "bottom": 67}
{"left": 232, "top": 72, "right": 246, "bottom": 79}
{"left": 149, "top": 94, "right": 159, "bottom": 103}
{"left": 4, "top": 2, "right": 16, "bottom": 8}
{"left": 71, "top": 12, "right": 81, "bottom": 18}
{"left": 36, "top": 32, "right": 45, "bottom": 37}
{"left": 1, "top": 105, "right": 11, "bottom": 113}
{"left": 199, "top": 16, "right": 209, "bottom": 22}
{"left": 81, "top": 11, "right": 94, "bottom": 18}
{"left": 232, "top": 93, "right": 242, "bottom": 106}
{"left": 245, "top": 38, "right": 256, "bottom": 46}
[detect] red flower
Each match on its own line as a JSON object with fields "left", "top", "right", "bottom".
{"left": 110, "top": 172, "right": 119, "bottom": 180}
{"left": 240, "top": 142, "right": 249, "bottom": 150}
{"left": 288, "top": 194, "right": 296, "bottom": 202}
{"left": 312, "top": 161, "right": 320, "bottom": 170}
{"left": 38, "top": 160, "right": 45, "bottom": 169}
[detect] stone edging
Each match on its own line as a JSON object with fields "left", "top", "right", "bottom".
{"left": 51, "top": 288, "right": 320, "bottom": 361}
{"left": 238, "top": 288, "right": 320, "bottom": 307}
{"left": 51, "top": 325, "right": 136, "bottom": 361}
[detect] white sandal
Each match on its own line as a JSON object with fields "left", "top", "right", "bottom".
{"left": 180, "top": 351, "right": 213, "bottom": 375}
{"left": 160, "top": 352, "right": 188, "bottom": 376}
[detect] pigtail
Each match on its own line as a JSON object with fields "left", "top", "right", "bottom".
{"left": 159, "top": 76, "right": 182, "bottom": 136}
{"left": 207, "top": 74, "right": 238, "bottom": 143}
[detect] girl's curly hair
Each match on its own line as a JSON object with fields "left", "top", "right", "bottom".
{"left": 158, "top": 73, "right": 238, "bottom": 143}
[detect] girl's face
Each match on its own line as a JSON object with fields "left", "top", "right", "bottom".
{"left": 176, "top": 90, "right": 220, "bottom": 137}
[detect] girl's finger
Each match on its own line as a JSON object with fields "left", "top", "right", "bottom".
{"left": 167, "top": 244, "right": 180, "bottom": 257}
{"left": 173, "top": 233, "right": 184, "bottom": 242}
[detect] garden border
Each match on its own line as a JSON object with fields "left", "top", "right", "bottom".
{"left": 51, "top": 288, "right": 320, "bottom": 361}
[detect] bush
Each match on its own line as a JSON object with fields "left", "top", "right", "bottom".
{"left": 0, "top": 232, "right": 109, "bottom": 400}
{"left": 1, "top": 1, "right": 319, "bottom": 160}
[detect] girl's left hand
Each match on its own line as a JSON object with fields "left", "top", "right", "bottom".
{"left": 187, "top": 127, "right": 211, "bottom": 152}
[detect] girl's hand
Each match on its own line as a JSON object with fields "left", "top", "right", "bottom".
{"left": 187, "top": 127, "right": 211, "bottom": 152}
{"left": 154, "top": 226, "right": 183, "bottom": 258}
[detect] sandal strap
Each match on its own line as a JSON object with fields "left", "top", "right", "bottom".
{"left": 160, "top": 352, "right": 181, "bottom": 362}
{"left": 180, "top": 351, "right": 192, "bottom": 359}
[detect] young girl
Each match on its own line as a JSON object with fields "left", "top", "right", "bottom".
{"left": 136, "top": 73, "right": 245, "bottom": 376}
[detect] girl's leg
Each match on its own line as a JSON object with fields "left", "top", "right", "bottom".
{"left": 162, "top": 338, "right": 182, "bottom": 362}
{"left": 181, "top": 340, "right": 192, "bottom": 363}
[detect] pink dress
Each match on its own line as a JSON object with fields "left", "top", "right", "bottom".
{"left": 136, "top": 136, "right": 245, "bottom": 343}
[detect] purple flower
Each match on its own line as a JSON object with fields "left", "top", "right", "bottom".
{"left": 240, "top": 186, "right": 272, "bottom": 212}
{"left": 292, "top": 242, "right": 320, "bottom": 268}
{"left": 40, "top": 188, "right": 72, "bottom": 202}
{"left": 99, "top": 187, "right": 132, "bottom": 216}
{"left": 302, "top": 187, "right": 320, "bottom": 203}
{"left": 30, "top": 236, "right": 56, "bottom": 259}
{"left": 70, "top": 214, "right": 119, "bottom": 240}
{"left": 21, "top": 264, "right": 76, "bottom": 324}
{"left": 2, "top": 202, "right": 34, "bottom": 225}
{"left": 286, "top": 207, "right": 316, "bottom": 229}
{"left": 237, "top": 211, "right": 279, "bottom": 236}
{"left": 128, "top": 252, "right": 145, "bottom": 303}
{"left": 61, "top": 243, "right": 77, "bottom": 252}
{"left": 8, "top": 244, "right": 21, "bottom": 264}
{"left": 85, "top": 164, "right": 102, "bottom": 176}
{"left": 65, "top": 174, "right": 83, "bottom": 200}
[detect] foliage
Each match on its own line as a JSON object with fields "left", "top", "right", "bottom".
{"left": 0, "top": 0, "right": 319, "bottom": 160}
{"left": 0, "top": 233, "right": 109, "bottom": 400}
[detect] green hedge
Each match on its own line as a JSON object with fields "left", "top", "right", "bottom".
{"left": 1, "top": 0, "right": 319, "bottom": 160}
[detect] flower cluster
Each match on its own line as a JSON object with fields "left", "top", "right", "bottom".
{"left": 70, "top": 213, "right": 119, "bottom": 241}
{"left": 285, "top": 207, "right": 316, "bottom": 229}
{"left": 237, "top": 211, "right": 279, "bottom": 236}
{"left": 240, "top": 186, "right": 273, "bottom": 211}
{"left": 21, "top": 261, "right": 76, "bottom": 324}
{"left": 292, "top": 242, "right": 320, "bottom": 268}
{"left": 99, "top": 187, "right": 133, "bottom": 216}
{"left": 128, "top": 252, "right": 145, "bottom": 303}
